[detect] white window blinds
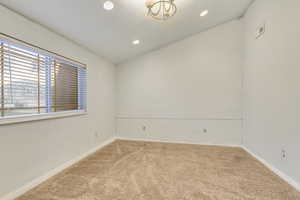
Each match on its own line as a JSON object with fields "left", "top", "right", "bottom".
{"left": 0, "top": 34, "right": 87, "bottom": 118}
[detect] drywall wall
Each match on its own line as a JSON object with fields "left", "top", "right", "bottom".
{"left": 243, "top": 0, "right": 300, "bottom": 186}
{"left": 0, "top": 5, "right": 115, "bottom": 198}
{"left": 116, "top": 20, "right": 243, "bottom": 145}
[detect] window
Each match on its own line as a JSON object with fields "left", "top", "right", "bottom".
{"left": 0, "top": 33, "right": 87, "bottom": 120}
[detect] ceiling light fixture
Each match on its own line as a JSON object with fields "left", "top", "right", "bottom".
{"left": 146, "top": 0, "right": 177, "bottom": 21}
{"left": 200, "top": 10, "right": 208, "bottom": 17}
{"left": 103, "top": 1, "right": 114, "bottom": 10}
{"left": 132, "top": 40, "right": 140, "bottom": 45}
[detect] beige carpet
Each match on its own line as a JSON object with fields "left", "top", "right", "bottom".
{"left": 17, "top": 140, "right": 300, "bottom": 200}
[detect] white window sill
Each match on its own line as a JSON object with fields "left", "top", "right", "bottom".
{"left": 0, "top": 110, "right": 87, "bottom": 125}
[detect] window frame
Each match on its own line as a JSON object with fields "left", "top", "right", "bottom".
{"left": 0, "top": 32, "right": 87, "bottom": 125}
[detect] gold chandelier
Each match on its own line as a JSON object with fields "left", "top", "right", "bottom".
{"left": 146, "top": 0, "right": 177, "bottom": 21}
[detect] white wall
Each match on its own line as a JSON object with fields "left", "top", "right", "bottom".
{"left": 243, "top": 0, "right": 300, "bottom": 185}
{"left": 0, "top": 5, "right": 115, "bottom": 197}
{"left": 116, "top": 20, "right": 243, "bottom": 145}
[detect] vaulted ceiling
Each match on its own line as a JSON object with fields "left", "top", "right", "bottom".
{"left": 0, "top": 0, "right": 253, "bottom": 64}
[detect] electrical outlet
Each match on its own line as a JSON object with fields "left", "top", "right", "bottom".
{"left": 142, "top": 125, "right": 147, "bottom": 132}
{"left": 203, "top": 129, "right": 207, "bottom": 133}
{"left": 281, "top": 149, "right": 287, "bottom": 160}
{"left": 94, "top": 131, "right": 99, "bottom": 138}
{"left": 255, "top": 22, "right": 265, "bottom": 39}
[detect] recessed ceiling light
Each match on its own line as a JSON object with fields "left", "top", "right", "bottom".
{"left": 132, "top": 40, "right": 140, "bottom": 45}
{"left": 103, "top": 1, "right": 114, "bottom": 10}
{"left": 200, "top": 10, "right": 208, "bottom": 17}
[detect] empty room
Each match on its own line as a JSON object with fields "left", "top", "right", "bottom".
{"left": 0, "top": 0, "right": 299, "bottom": 199}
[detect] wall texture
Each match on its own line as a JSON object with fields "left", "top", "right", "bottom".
{"left": 0, "top": 5, "right": 115, "bottom": 197}
{"left": 116, "top": 20, "right": 243, "bottom": 145}
{"left": 243, "top": 0, "right": 300, "bottom": 185}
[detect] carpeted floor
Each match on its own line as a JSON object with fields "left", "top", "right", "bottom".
{"left": 17, "top": 140, "right": 300, "bottom": 200}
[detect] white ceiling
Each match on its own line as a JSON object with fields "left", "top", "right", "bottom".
{"left": 0, "top": 0, "right": 253, "bottom": 64}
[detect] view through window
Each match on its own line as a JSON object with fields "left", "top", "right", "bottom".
{"left": 0, "top": 34, "right": 87, "bottom": 118}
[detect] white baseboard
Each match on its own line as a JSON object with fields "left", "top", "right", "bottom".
{"left": 115, "top": 137, "right": 242, "bottom": 148}
{"left": 0, "top": 137, "right": 117, "bottom": 200}
{"left": 242, "top": 146, "right": 300, "bottom": 192}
